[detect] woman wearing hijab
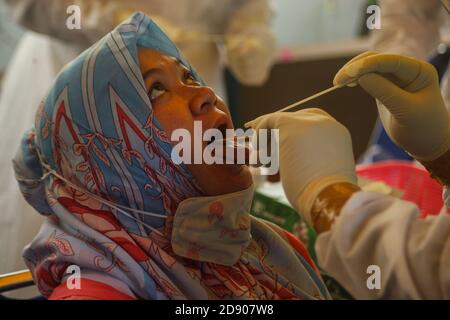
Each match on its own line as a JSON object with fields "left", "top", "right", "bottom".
{"left": 13, "top": 12, "right": 328, "bottom": 300}
{"left": 0, "top": 0, "right": 276, "bottom": 276}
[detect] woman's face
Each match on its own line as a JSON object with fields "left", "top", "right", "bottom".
{"left": 138, "top": 48, "right": 253, "bottom": 195}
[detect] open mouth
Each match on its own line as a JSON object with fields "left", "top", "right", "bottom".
{"left": 207, "top": 123, "right": 228, "bottom": 146}
{"left": 201, "top": 120, "right": 251, "bottom": 166}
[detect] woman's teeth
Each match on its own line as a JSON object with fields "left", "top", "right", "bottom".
{"left": 224, "top": 140, "right": 251, "bottom": 165}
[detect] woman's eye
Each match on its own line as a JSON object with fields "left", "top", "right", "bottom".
{"left": 149, "top": 83, "right": 166, "bottom": 101}
{"left": 185, "top": 72, "right": 199, "bottom": 86}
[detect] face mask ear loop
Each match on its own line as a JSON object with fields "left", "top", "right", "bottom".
{"left": 38, "top": 161, "right": 166, "bottom": 237}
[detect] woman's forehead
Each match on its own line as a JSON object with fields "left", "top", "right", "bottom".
{"left": 139, "top": 47, "right": 185, "bottom": 71}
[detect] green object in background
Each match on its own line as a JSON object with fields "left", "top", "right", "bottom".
{"left": 251, "top": 182, "right": 353, "bottom": 300}
{"left": 251, "top": 185, "right": 317, "bottom": 262}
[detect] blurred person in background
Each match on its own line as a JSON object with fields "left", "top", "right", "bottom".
{"left": 0, "top": 0, "right": 276, "bottom": 275}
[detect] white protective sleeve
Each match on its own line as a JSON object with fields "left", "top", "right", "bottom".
{"left": 372, "top": 0, "right": 444, "bottom": 59}
{"left": 4, "top": 0, "right": 125, "bottom": 46}
{"left": 315, "top": 189, "right": 450, "bottom": 299}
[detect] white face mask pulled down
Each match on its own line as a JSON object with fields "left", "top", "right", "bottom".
{"left": 35, "top": 162, "right": 255, "bottom": 266}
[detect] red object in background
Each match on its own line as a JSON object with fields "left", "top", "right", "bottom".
{"left": 279, "top": 48, "right": 295, "bottom": 63}
{"left": 356, "top": 161, "right": 445, "bottom": 218}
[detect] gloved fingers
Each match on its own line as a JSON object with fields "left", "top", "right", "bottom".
{"left": 245, "top": 109, "right": 306, "bottom": 130}
{"left": 377, "top": 100, "right": 407, "bottom": 139}
{"left": 403, "top": 61, "right": 439, "bottom": 92}
{"left": 289, "top": 108, "right": 343, "bottom": 129}
{"left": 333, "top": 51, "right": 379, "bottom": 86}
{"left": 245, "top": 114, "right": 279, "bottom": 164}
{"left": 336, "top": 53, "right": 425, "bottom": 90}
{"left": 342, "top": 51, "right": 379, "bottom": 67}
{"left": 245, "top": 113, "right": 278, "bottom": 130}
{"left": 376, "top": 100, "right": 396, "bottom": 133}
{"left": 358, "top": 73, "right": 411, "bottom": 118}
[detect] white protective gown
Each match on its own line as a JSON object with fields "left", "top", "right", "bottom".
{"left": 0, "top": 0, "right": 275, "bottom": 274}
{"left": 372, "top": 0, "right": 450, "bottom": 113}
{"left": 316, "top": 189, "right": 450, "bottom": 299}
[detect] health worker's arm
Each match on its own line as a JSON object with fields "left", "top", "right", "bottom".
{"left": 313, "top": 177, "right": 450, "bottom": 299}
{"left": 247, "top": 107, "right": 450, "bottom": 300}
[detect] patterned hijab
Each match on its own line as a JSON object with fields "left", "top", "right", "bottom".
{"left": 13, "top": 12, "right": 329, "bottom": 300}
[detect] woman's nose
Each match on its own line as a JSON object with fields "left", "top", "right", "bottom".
{"left": 188, "top": 86, "right": 217, "bottom": 116}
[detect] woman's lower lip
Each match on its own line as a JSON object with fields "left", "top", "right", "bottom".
{"left": 224, "top": 163, "right": 246, "bottom": 174}
{"left": 203, "top": 141, "right": 251, "bottom": 165}
{"left": 223, "top": 144, "right": 251, "bottom": 165}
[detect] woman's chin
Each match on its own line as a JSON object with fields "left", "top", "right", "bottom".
{"left": 216, "top": 163, "right": 254, "bottom": 192}
{"left": 188, "top": 163, "right": 253, "bottom": 196}
{"left": 224, "top": 162, "right": 246, "bottom": 173}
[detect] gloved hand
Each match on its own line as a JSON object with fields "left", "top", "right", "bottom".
{"left": 334, "top": 51, "right": 450, "bottom": 162}
{"left": 226, "top": 31, "right": 276, "bottom": 86}
{"left": 246, "top": 108, "right": 357, "bottom": 225}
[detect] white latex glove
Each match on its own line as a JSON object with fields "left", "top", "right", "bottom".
{"left": 246, "top": 108, "right": 357, "bottom": 225}
{"left": 226, "top": 31, "right": 276, "bottom": 86}
{"left": 334, "top": 51, "right": 450, "bottom": 162}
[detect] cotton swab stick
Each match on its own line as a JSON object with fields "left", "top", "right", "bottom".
{"left": 275, "top": 84, "right": 343, "bottom": 113}
{"left": 216, "top": 82, "right": 353, "bottom": 144}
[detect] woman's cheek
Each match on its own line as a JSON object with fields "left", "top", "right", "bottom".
{"left": 153, "top": 102, "right": 195, "bottom": 141}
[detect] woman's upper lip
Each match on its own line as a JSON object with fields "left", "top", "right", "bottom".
{"left": 211, "top": 114, "right": 230, "bottom": 132}
{"left": 206, "top": 124, "right": 227, "bottom": 145}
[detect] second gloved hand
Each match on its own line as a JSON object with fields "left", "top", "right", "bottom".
{"left": 334, "top": 51, "right": 450, "bottom": 162}
{"left": 226, "top": 31, "right": 276, "bottom": 86}
{"left": 246, "top": 109, "right": 357, "bottom": 225}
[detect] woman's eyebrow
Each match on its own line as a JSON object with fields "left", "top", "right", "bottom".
{"left": 174, "top": 58, "right": 191, "bottom": 74}
{"left": 179, "top": 63, "right": 191, "bottom": 74}
{"left": 142, "top": 68, "right": 164, "bottom": 81}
